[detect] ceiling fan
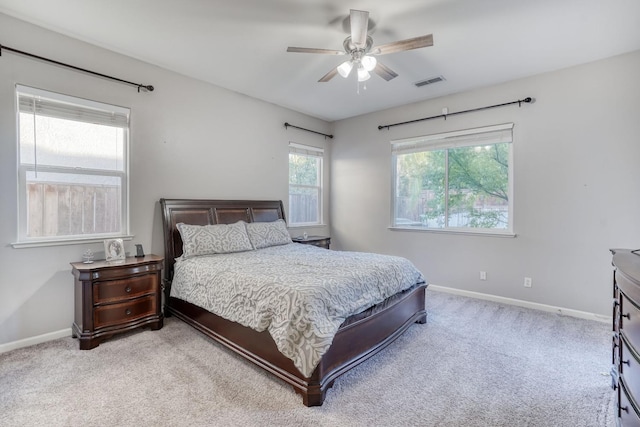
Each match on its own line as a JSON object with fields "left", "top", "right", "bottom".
{"left": 287, "top": 9, "right": 433, "bottom": 83}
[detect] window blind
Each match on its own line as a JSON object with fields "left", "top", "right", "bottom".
{"left": 289, "top": 142, "right": 324, "bottom": 157}
{"left": 17, "top": 85, "right": 129, "bottom": 128}
{"left": 391, "top": 123, "right": 513, "bottom": 155}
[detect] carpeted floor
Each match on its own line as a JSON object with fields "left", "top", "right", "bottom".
{"left": 0, "top": 290, "right": 615, "bottom": 426}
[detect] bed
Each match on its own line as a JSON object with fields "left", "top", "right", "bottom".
{"left": 160, "top": 198, "right": 427, "bottom": 406}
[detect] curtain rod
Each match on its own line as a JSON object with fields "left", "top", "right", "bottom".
{"left": 0, "top": 44, "right": 154, "bottom": 92}
{"left": 284, "top": 122, "right": 333, "bottom": 139}
{"left": 378, "top": 97, "right": 534, "bottom": 130}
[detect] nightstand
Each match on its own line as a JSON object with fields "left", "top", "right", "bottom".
{"left": 292, "top": 235, "right": 331, "bottom": 249}
{"left": 71, "top": 255, "right": 164, "bottom": 350}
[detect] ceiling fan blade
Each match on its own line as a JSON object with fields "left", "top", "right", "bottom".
{"left": 350, "top": 9, "right": 369, "bottom": 48}
{"left": 372, "top": 34, "right": 433, "bottom": 55}
{"left": 318, "top": 67, "right": 339, "bottom": 83}
{"left": 373, "top": 62, "right": 399, "bottom": 81}
{"left": 287, "top": 47, "right": 345, "bottom": 55}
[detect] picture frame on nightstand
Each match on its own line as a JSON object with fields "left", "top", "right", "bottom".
{"left": 104, "top": 238, "right": 125, "bottom": 262}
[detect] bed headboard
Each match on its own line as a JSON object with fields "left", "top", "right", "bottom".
{"left": 159, "top": 198, "right": 286, "bottom": 286}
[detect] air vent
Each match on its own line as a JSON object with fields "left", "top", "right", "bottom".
{"left": 414, "top": 75, "right": 446, "bottom": 88}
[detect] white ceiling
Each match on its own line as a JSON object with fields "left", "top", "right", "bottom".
{"left": 1, "top": 0, "right": 639, "bottom": 122}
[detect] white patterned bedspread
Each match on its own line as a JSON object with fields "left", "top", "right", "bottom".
{"left": 171, "top": 243, "right": 424, "bottom": 377}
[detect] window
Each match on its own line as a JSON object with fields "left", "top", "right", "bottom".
{"left": 391, "top": 123, "right": 513, "bottom": 234}
{"left": 288, "top": 142, "right": 323, "bottom": 226}
{"left": 15, "top": 85, "right": 130, "bottom": 245}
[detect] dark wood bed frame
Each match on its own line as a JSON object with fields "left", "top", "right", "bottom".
{"left": 160, "top": 198, "right": 427, "bottom": 406}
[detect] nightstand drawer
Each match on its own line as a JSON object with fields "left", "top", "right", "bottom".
{"left": 292, "top": 236, "right": 331, "bottom": 249}
{"left": 94, "top": 274, "right": 156, "bottom": 304}
{"left": 306, "top": 240, "right": 329, "bottom": 248}
{"left": 94, "top": 296, "right": 157, "bottom": 329}
{"left": 87, "top": 262, "right": 161, "bottom": 281}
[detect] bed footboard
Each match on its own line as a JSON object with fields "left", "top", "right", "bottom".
{"left": 167, "top": 282, "right": 427, "bottom": 406}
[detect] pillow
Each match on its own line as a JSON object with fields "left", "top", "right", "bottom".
{"left": 245, "top": 219, "right": 292, "bottom": 249}
{"left": 176, "top": 221, "right": 254, "bottom": 258}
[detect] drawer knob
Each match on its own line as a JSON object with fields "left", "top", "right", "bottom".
{"left": 125, "top": 309, "right": 132, "bottom": 316}
{"left": 621, "top": 405, "right": 629, "bottom": 413}
{"left": 125, "top": 286, "right": 132, "bottom": 293}
{"left": 623, "top": 359, "right": 630, "bottom": 366}
{"left": 622, "top": 313, "right": 631, "bottom": 319}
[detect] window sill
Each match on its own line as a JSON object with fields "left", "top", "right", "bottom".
{"left": 388, "top": 227, "right": 516, "bottom": 238}
{"left": 12, "top": 235, "right": 135, "bottom": 249}
{"left": 288, "top": 224, "right": 327, "bottom": 229}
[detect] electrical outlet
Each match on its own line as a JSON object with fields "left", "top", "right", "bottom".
{"left": 480, "top": 271, "right": 487, "bottom": 280}
{"left": 524, "top": 277, "right": 532, "bottom": 288}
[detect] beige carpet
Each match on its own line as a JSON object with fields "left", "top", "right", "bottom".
{"left": 0, "top": 290, "right": 615, "bottom": 426}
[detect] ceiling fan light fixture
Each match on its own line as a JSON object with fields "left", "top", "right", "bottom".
{"left": 357, "top": 66, "right": 371, "bottom": 82}
{"left": 286, "top": 8, "right": 433, "bottom": 85}
{"left": 337, "top": 60, "right": 354, "bottom": 78}
{"left": 361, "top": 55, "right": 377, "bottom": 72}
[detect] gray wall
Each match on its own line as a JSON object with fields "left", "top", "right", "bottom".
{"left": 330, "top": 50, "right": 640, "bottom": 317}
{"left": 2, "top": 10, "right": 639, "bottom": 347}
{"left": 0, "top": 14, "right": 331, "bottom": 346}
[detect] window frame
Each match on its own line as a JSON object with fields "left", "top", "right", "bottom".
{"left": 13, "top": 85, "right": 131, "bottom": 247}
{"left": 288, "top": 142, "right": 324, "bottom": 227}
{"left": 390, "top": 123, "right": 515, "bottom": 237}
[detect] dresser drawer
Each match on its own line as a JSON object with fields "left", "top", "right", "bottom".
{"left": 94, "top": 296, "right": 157, "bottom": 329}
{"left": 615, "top": 296, "right": 621, "bottom": 333}
{"left": 618, "top": 269, "right": 640, "bottom": 304}
{"left": 619, "top": 379, "right": 640, "bottom": 427}
{"left": 621, "top": 292, "right": 640, "bottom": 346}
{"left": 94, "top": 274, "right": 157, "bottom": 304}
{"left": 622, "top": 335, "right": 640, "bottom": 401}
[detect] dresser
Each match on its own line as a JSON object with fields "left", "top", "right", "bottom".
{"left": 71, "top": 255, "right": 164, "bottom": 350}
{"left": 611, "top": 249, "right": 640, "bottom": 426}
{"left": 292, "top": 235, "right": 331, "bottom": 249}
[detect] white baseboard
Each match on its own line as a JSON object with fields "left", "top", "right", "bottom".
{"left": 0, "top": 328, "right": 72, "bottom": 354}
{"left": 428, "top": 284, "right": 611, "bottom": 323}
{"left": 0, "top": 287, "right": 610, "bottom": 353}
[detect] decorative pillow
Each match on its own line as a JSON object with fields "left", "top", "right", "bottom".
{"left": 245, "top": 219, "right": 292, "bottom": 249}
{"left": 176, "top": 221, "right": 254, "bottom": 258}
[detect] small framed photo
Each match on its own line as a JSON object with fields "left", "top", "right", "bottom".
{"left": 104, "top": 238, "right": 125, "bottom": 262}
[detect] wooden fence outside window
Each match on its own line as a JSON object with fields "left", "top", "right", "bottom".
{"left": 27, "top": 183, "right": 121, "bottom": 237}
